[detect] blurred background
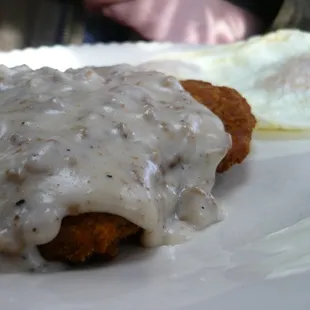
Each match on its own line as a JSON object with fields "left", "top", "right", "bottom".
{"left": 0, "top": 0, "right": 301, "bottom": 52}
{"left": 0, "top": 0, "right": 144, "bottom": 52}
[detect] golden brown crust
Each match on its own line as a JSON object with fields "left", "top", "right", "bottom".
{"left": 180, "top": 80, "right": 256, "bottom": 172}
{"left": 38, "top": 213, "right": 140, "bottom": 263}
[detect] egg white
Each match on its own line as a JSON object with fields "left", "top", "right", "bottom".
{"left": 141, "top": 30, "right": 310, "bottom": 130}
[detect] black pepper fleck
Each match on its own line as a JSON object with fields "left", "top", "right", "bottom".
{"left": 201, "top": 206, "right": 205, "bottom": 209}
{"left": 21, "top": 121, "right": 25, "bottom": 125}
{"left": 106, "top": 174, "right": 113, "bottom": 178}
{"left": 66, "top": 148, "right": 71, "bottom": 152}
{"left": 15, "top": 199, "right": 25, "bottom": 206}
{"left": 32, "top": 228, "right": 37, "bottom": 232}
{"left": 14, "top": 215, "right": 20, "bottom": 221}
{"left": 168, "top": 155, "right": 182, "bottom": 170}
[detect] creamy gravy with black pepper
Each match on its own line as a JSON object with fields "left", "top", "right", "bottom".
{"left": 0, "top": 64, "right": 231, "bottom": 271}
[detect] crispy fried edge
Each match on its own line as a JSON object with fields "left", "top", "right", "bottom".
{"left": 38, "top": 213, "right": 140, "bottom": 263}
{"left": 181, "top": 80, "right": 256, "bottom": 172}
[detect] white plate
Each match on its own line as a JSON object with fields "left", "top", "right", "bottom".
{"left": 1, "top": 44, "right": 310, "bottom": 310}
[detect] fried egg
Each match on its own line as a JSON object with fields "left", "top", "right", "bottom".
{"left": 140, "top": 30, "right": 310, "bottom": 130}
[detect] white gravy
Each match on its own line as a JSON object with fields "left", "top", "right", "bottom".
{"left": 0, "top": 64, "right": 231, "bottom": 271}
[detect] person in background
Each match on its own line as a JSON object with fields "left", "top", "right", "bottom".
{"left": 84, "top": 0, "right": 278, "bottom": 44}
{"left": 83, "top": 0, "right": 310, "bottom": 44}
{"left": 0, "top": 0, "right": 309, "bottom": 51}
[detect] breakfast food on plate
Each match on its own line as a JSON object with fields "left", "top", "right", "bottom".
{"left": 141, "top": 29, "right": 310, "bottom": 130}
{"left": 0, "top": 63, "right": 254, "bottom": 270}
{"left": 38, "top": 79, "right": 255, "bottom": 265}
{"left": 180, "top": 80, "right": 256, "bottom": 173}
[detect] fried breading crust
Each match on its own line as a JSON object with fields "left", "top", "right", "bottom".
{"left": 38, "top": 213, "right": 140, "bottom": 263}
{"left": 180, "top": 80, "right": 256, "bottom": 172}
{"left": 39, "top": 80, "right": 256, "bottom": 264}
